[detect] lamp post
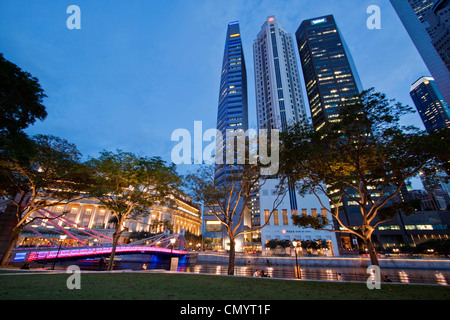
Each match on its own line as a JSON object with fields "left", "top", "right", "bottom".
{"left": 169, "top": 238, "right": 177, "bottom": 272}
{"left": 52, "top": 234, "right": 67, "bottom": 270}
{"left": 292, "top": 240, "right": 300, "bottom": 279}
{"left": 170, "top": 238, "right": 176, "bottom": 255}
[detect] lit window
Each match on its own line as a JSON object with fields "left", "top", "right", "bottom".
{"left": 273, "top": 210, "right": 279, "bottom": 225}
{"left": 264, "top": 210, "right": 270, "bottom": 225}
{"left": 282, "top": 209, "right": 288, "bottom": 225}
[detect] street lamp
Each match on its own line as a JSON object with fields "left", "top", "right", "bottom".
{"left": 169, "top": 238, "right": 178, "bottom": 272}
{"left": 292, "top": 240, "right": 300, "bottom": 279}
{"left": 52, "top": 234, "right": 67, "bottom": 270}
{"left": 170, "top": 238, "right": 176, "bottom": 255}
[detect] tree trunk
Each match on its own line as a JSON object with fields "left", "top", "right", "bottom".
{"left": 107, "top": 227, "right": 121, "bottom": 271}
{"left": 227, "top": 237, "right": 236, "bottom": 275}
{"left": 365, "top": 237, "right": 379, "bottom": 267}
{"left": 364, "top": 236, "right": 386, "bottom": 284}
{"left": 0, "top": 204, "right": 20, "bottom": 267}
{"left": 0, "top": 226, "right": 22, "bottom": 267}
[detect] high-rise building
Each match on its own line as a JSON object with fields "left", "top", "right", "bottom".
{"left": 426, "top": 0, "right": 450, "bottom": 71}
{"left": 253, "top": 16, "right": 307, "bottom": 131}
{"left": 253, "top": 16, "right": 307, "bottom": 215}
{"left": 251, "top": 17, "right": 338, "bottom": 255}
{"left": 410, "top": 76, "right": 450, "bottom": 133}
{"left": 390, "top": 0, "right": 450, "bottom": 104}
{"left": 295, "top": 15, "right": 365, "bottom": 254}
{"left": 215, "top": 21, "right": 249, "bottom": 187}
{"left": 295, "top": 15, "right": 363, "bottom": 131}
{"left": 204, "top": 21, "right": 249, "bottom": 252}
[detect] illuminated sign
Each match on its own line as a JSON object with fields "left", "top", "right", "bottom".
{"left": 268, "top": 17, "right": 275, "bottom": 22}
{"left": 13, "top": 252, "right": 27, "bottom": 262}
{"left": 311, "top": 18, "right": 327, "bottom": 25}
{"left": 230, "top": 33, "right": 240, "bottom": 38}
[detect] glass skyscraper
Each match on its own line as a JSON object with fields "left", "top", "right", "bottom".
{"left": 295, "top": 15, "right": 363, "bottom": 131}
{"left": 215, "top": 21, "right": 249, "bottom": 187}
{"left": 295, "top": 15, "right": 365, "bottom": 254}
{"left": 426, "top": 0, "right": 450, "bottom": 72}
{"left": 390, "top": 0, "right": 450, "bottom": 104}
{"left": 410, "top": 76, "right": 450, "bottom": 133}
{"left": 205, "top": 21, "right": 249, "bottom": 253}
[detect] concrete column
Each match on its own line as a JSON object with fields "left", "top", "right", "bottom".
{"left": 74, "top": 205, "right": 83, "bottom": 224}
{"left": 104, "top": 210, "right": 111, "bottom": 229}
{"left": 88, "top": 205, "right": 99, "bottom": 229}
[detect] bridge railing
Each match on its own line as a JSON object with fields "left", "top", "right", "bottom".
{"left": 24, "top": 245, "right": 188, "bottom": 262}
{"left": 15, "top": 208, "right": 188, "bottom": 262}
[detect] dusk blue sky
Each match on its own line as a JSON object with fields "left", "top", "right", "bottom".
{"left": 0, "top": 0, "right": 429, "bottom": 188}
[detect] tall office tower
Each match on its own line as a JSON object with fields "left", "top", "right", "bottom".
{"left": 295, "top": 15, "right": 363, "bottom": 132}
{"left": 427, "top": 0, "right": 450, "bottom": 71}
{"left": 251, "top": 17, "right": 338, "bottom": 255}
{"left": 215, "top": 21, "right": 249, "bottom": 187}
{"left": 252, "top": 16, "right": 307, "bottom": 223}
{"left": 410, "top": 76, "right": 450, "bottom": 133}
{"left": 390, "top": 0, "right": 450, "bottom": 104}
{"left": 295, "top": 15, "right": 364, "bottom": 254}
{"left": 254, "top": 16, "right": 308, "bottom": 131}
{"left": 206, "top": 21, "right": 249, "bottom": 253}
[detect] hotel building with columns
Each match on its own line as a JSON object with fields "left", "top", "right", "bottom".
{"left": 21, "top": 195, "right": 202, "bottom": 247}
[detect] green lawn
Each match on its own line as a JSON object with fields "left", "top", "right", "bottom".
{"left": 0, "top": 271, "right": 449, "bottom": 300}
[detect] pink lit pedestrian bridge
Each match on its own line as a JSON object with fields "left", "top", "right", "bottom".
{"left": 19, "top": 245, "right": 187, "bottom": 262}
{"left": 12, "top": 208, "right": 188, "bottom": 263}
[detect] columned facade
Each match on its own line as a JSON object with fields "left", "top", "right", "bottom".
{"left": 23, "top": 195, "right": 202, "bottom": 247}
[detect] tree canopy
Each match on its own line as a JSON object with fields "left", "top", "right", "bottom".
{"left": 0, "top": 53, "right": 47, "bottom": 143}
{"left": 0, "top": 134, "right": 91, "bottom": 266}
{"left": 186, "top": 160, "right": 286, "bottom": 275}
{"left": 87, "top": 150, "right": 181, "bottom": 270}
{"left": 279, "top": 88, "right": 447, "bottom": 267}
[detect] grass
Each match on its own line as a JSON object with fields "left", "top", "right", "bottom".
{"left": 0, "top": 271, "right": 449, "bottom": 300}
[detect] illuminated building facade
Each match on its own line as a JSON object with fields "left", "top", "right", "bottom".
{"left": 204, "top": 21, "right": 249, "bottom": 252}
{"left": 295, "top": 15, "right": 363, "bottom": 131}
{"left": 253, "top": 16, "right": 307, "bottom": 132}
{"left": 250, "top": 17, "right": 338, "bottom": 254}
{"left": 215, "top": 21, "right": 249, "bottom": 187}
{"left": 20, "top": 195, "right": 202, "bottom": 247}
{"left": 257, "top": 179, "right": 339, "bottom": 255}
{"left": 410, "top": 76, "right": 450, "bottom": 133}
{"left": 295, "top": 15, "right": 370, "bottom": 254}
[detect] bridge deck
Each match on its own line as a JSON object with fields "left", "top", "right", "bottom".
{"left": 15, "top": 246, "right": 187, "bottom": 262}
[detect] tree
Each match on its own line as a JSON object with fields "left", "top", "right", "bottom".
{"left": 0, "top": 53, "right": 47, "bottom": 145}
{"left": 425, "top": 127, "right": 450, "bottom": 174}
{"left": 150, "top": 219, "right": 174, "bottom": 234}
{"left": 184, "top": 230, "right": 202, "bottom": 250}
{"left": 87, "top": 150, "right": 181, "bottom": 270}
{"left": 186, "top": 163, "right": 286, "bottom": 275}
{"left": 265, "top": 239, "right": 279, "bottom": 250}
{"left": 266, "top": 239, "right": 291, "bottom": 254}
{"left": 0, "top": 135, "right": 91, "bottom": 266}
{"left": 280, "top": 88, "right": 447, "bottom": 268}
